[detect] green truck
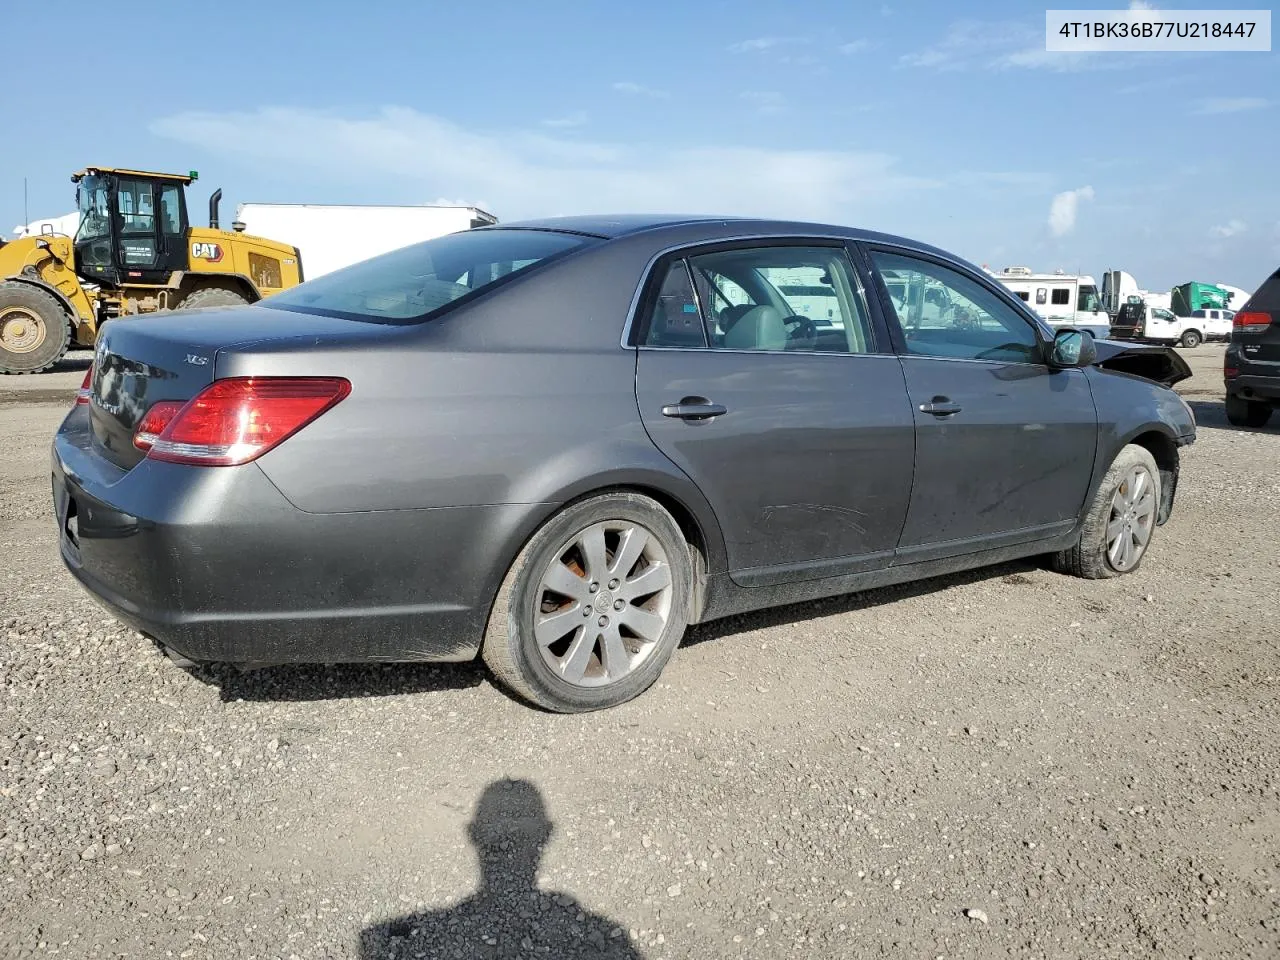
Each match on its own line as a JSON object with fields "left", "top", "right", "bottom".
{"left": 1171, "top": 281, "right": 1233, "bottom": 317}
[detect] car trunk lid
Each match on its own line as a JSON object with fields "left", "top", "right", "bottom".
{"left": 87, "top": 306, "right": 398, "bottom": 470}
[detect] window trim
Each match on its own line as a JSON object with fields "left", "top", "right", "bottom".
{"left": 859, "top": 240, "right": 1053, "bottom": 366}
{"left": 624, "top": 235, "right": 883, "bottom": 355}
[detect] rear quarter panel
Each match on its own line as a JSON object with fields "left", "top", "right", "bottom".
{"left": 228, "top": 239, "right": 731, "bottom": 576}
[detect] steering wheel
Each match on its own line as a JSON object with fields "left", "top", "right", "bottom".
{"left": 783, "top": 315, "right": 817, "bottom": 342}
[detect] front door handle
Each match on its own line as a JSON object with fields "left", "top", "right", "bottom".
{"left": 662, "top": 398, "right": 727, "bottom": 421}
{"left": 920, "top": 397, "right": 962, "bottom": 417}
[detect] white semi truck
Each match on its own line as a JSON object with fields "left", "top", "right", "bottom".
{"left": 232, "top": 203, "right": 498, "bottom": 280}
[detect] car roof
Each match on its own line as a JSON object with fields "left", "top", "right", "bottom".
{"left": 485, "top": 213, "right": 943, "bottom": 252}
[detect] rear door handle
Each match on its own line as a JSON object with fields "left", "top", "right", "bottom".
{"left": 919, "top": 397, "right": 962, "bottom": 417}
{"left": 662, "top": 398, "right": 727, "bottom": 421}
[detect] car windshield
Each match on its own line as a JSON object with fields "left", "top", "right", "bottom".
{"left": 261, "top": 228, "right": 592, "bottom": 324}
{"left": 74, "top": 174, "right": 111, "bottom": 243}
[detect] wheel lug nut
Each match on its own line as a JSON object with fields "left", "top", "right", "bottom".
{"left": 582, "top": 607, "right": 591, "bottom": 617}
{"left": 588, "top": 582, "right": 599, "bottom": 593}
{"left": 608, "top": 578, "right": 619, "bottom": 590}
{"left": 598, "top": 616, "right": 609, "bottom": 627}
{"left": 613, "top": 599, "right": 624, "bottom": 611}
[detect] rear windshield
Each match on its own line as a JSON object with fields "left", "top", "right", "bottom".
{"left": 261, "top": 228, "right": 592, "bottom": 324}
{"left": 1247, "top": 269, "right": 1280, "bottom": 312}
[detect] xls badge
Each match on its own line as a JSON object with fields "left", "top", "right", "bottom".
{"left": 192, "top": 242, "right": 223, "bottom": 263}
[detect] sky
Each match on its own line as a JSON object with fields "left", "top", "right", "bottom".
{"left": 3, "top": 0, "right": 1276, "bottom": 292}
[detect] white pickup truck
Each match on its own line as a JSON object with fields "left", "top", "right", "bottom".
{"left": 1141, "top": 307, "right": 1234, "bottom": 347}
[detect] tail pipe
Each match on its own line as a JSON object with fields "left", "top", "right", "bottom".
{"left": 208, "top": 188, "right": 222, "bottom": 229}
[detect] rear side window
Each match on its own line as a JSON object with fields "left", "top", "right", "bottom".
{"left": 644, "top": 261, "right": 707, "bottom": 347}
{"left": 262, "top": 229, "right": 591, "bottom": 323}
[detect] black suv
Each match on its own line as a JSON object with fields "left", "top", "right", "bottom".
{"left": 1225, "top": 267, "right": 1280, "bottom": 427}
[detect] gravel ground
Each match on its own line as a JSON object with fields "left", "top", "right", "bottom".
{"left": 3, "top": 344, "right": 1278, "bottom": 959}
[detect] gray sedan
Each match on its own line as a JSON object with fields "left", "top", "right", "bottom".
{"left": 52, "top": 216, "right": 1196, "bottom": 711}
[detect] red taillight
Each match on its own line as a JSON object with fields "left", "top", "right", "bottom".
{"left": 1234, "top": 311, "right": 1273, "bottom": 334}
{"left": 132, "top": 400, "right": 185, "bottom": 451}
{"left": 75, "top": 365, "right": 93, "bottom": 406}
{"left": 142, "top": 377, "right": 350, "bottom": 466}
{"left": 1224, "top": 366, "right": 1239, "bottom": 379}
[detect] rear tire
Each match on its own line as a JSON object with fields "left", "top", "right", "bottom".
{"left": 1179, "top": 329, "right": 1202, "bottom": 348}
{"left": 0, "top": 281, "right": 71, "bottom": 374}
{"left": 1052, "top": 444, "right": 1161, "bottom": 580}
{"left": 1225, "top": 393, "right": 1273, "bottom": 428}
{"left": 482, "top": 492, "right": 691, "bottom": 712}
{"left": 179, "top": 287, "right": 250, "bottom": 310}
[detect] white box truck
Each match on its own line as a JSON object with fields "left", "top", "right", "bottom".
{"left": 232, "top": 203, "right": 498, "bottom": 280}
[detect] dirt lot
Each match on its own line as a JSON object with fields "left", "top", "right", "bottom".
{"left": 2, "top": 345, "right": 1278, "bottom": 959}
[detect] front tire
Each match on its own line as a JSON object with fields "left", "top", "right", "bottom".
{"left": 0, "top": 281, "right": 71, "bottom": 374}
{"left": 1053, "top": 444, "right": 1161, "bottom": 579}
{"left": 483, "top": 492, "right": 691, "bottom": 712}
{"left": 178, "top": 287, "right": 250, "bottom": 310}
{"left": 1225, "top": 393, "right": 1273, "bottom": 428}
{"left": 1179, "top": 329, "right": 1202, "bottom": 348}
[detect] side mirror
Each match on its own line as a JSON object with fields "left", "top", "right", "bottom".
{"left": 1048, "top": 328, "right": 1097, "bottom": 368}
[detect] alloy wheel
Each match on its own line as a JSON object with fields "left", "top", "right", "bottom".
{"left": 1106, "top": 464, "right": 1156, "bottom": 571}
{"left": 533, "top": 520, "right": 674, "bottom": 687}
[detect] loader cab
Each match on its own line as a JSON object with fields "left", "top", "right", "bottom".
{"left": 72, "top": 167, "right": 192, "bottom": 287}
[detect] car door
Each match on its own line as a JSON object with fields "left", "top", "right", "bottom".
{"left": 633, "top": 241, "right": 915, "bottom": 586}
{"left": 863, "top": 246, "right": 1099, "bottom": 563}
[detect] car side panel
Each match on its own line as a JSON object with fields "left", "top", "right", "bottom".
{"left": 893, "top": 359, "right": 1098, "bottom": 556}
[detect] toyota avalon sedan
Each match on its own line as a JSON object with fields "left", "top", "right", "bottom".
{"left": 52, "top": 216, "right": 1196, "bottom": 712}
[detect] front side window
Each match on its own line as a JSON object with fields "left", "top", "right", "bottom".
{"left": 1077, "top": 284, "right": 1099, "bottom": 312}
{"left": 686, "top": 245, "right": 873, "bottom": 353}
{"left": 263, "top": 229, "right": 591, "bottom": 323}
{"left": 871, "top": 250, "right": 1042, "bottom": 364}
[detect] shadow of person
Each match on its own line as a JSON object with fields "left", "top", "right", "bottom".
{"left": 360, "top": 779, "right": 646, "bottom": 959}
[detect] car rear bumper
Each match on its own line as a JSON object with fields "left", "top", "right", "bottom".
{"left": 52, "top": 409, "right": 529, "bottom": 665}
{"left": 1225, "top": 373, "right": 1280, "bottom": 403}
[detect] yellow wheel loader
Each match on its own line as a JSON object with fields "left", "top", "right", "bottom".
{"left": 0, "top": 168, "right": 303, "bottom": 374}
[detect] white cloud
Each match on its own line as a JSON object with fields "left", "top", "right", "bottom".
{"left": 541, "top": 111, "right": 587, "bottom": 129}
{"left": 1129, "top": 0, "right": 1155, "bottom": 9}
{"left": 839, "top": 40, "right": 870, "bottom": 54}
{"left": 1048, "top": 186, "right": 1094, "bottom": 237}
{"left": 151, "top": 106, "right": 941, "bottom": 222}
{"left": 1209, "top": 219, "right": 1247, "bottom": 239}
{"left": 741, "top": 91, "right": 785, "bottom": 114}
{"left": 729, "top": 36, "right": 803, "bottom": 53}
{"left": 612, "top": 81, "right": 669, "bottom": 99}
{"left": 903, "top": 19, "right": 1122, "bottom": 72}
{"left": 1192, "top": 97, "right": 1268, "bottom": 115}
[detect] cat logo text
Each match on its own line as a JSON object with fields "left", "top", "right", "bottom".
{"left": 192, "top": 242, "right": 224, "bottom": 263}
